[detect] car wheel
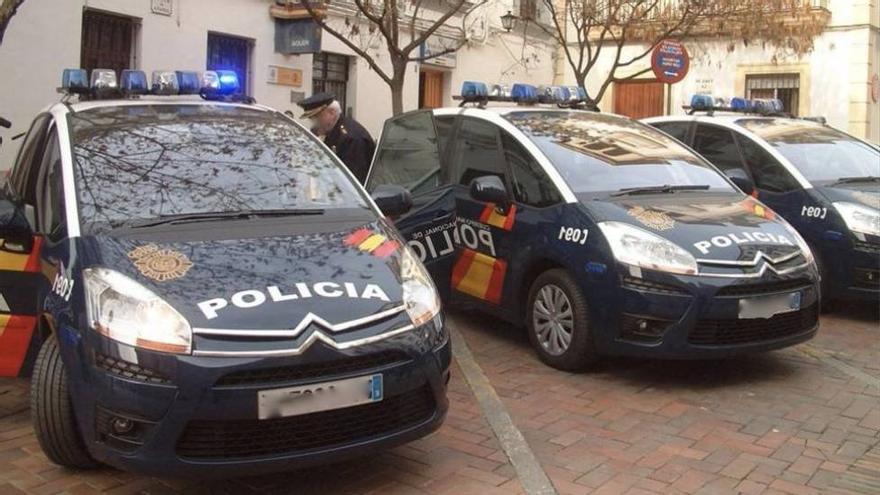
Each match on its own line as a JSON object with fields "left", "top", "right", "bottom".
{"left": 31, "top": 335, "right": 98, "bottom": 469}
{"left": 526, "top": 269, "right": 598, "bottom": 370}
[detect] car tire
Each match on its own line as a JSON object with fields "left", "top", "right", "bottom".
{"left": 31, "top": 335, "right": 98, "bottom": 470}
{"left": 526, "top": 269, "right": 598, "bottom": 371}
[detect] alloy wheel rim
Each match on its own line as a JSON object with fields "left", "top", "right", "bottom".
{"left": 532, "top": 284, "right": 574, "bottom": 356}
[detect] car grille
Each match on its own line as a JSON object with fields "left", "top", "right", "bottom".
{"left": 214, "top": 351, "right": 410, "bottom": 387}
{"left": 715, "top": 278, "right": 813, "bottom": 297}
{"left": 621, "top": 276, "right": 689, "bottom": 296}
{"left": 853, "top": 240, "right": 880, "bottom": 255}
{"left": 95, "top": 353, "right": 171, "bottom": 385}
{"left": 689, "top": 305, "right": 818, "bottom": 346}
{"left": 176, "top": 386, "right": 436, "bottom": 460}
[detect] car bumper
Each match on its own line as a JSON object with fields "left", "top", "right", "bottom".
{"left": 58, "top": 319, "right": 451, "bottom": 478}
{"left": 594, "top": 271, "right": 820, "bottom": 359}
{"left": 826, "top": 241, "right": 880, "bottom": 302}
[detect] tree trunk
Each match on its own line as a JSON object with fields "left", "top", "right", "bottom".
{"left": 389, "top": 73, "right": 406, "bottom": 116}
{"left": 0, "top": 0, "right": 26, "bottom": 45}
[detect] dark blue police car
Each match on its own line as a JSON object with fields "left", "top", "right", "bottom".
{"left": 646, "top": 98, "right": 879, "bottom": 307}
{"left": 0, "top": 69, "right": 448, "bottom": 476}
{"left": 367, "top": 83, "right": 820, "bottom": 370}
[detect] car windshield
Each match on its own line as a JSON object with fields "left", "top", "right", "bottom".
{"left": 69, "top": 104, "right": 368, "bottom": 233}
{"left": 737, "top": 118, "right": 880, "bottom": 184}
{"left": 505, "top": 111, "right": 734, "bottom": 195}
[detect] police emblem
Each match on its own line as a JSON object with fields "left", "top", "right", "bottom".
{"left": 627, "top": 206, "right": 675, "bottom": 231}
{"left": 853, "top": 191, "right": 880, "bottom": 210}
{"left": 128, "top": 244, "right": 193, "bottom": 282}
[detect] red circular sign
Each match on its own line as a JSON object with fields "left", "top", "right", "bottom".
{"left": 651, "top": 40, "right": 690, "bottom": 84}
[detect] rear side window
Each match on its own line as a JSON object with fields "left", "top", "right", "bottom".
{"left": 652, "top": 121, "right": 691, "bottom": 143}
{"left": 435, "top": 116, "right": 455, "bottom": 157}
{"left": 9, "top": 114, "right": 51, "bottom": 204}
{"left": 37, "top": 129, "right": 65, "bottom": 240}
{"left": 451, "top": 118, "right": 506, "bottom": 187}
{"left": 501, "top": 132, "right": 561, "bottom": 207}
{"left": 369, "top": 110, "right": 443, "bottom": 196}
{"left": 737, "top": 136, "right": 800, "bottom": 193}
{"left": 692, "top": 125, "right": 744, "bottom": 172}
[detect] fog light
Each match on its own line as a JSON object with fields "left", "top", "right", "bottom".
{"left": 111, "top": 417, "right": 134, "bottom": 435}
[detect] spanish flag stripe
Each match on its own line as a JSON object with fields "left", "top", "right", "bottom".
{"left": 456, "top": 252, "right": 496, "bottom": 300}
{"left": 358, "top": 234, "right": 387, "bottom": 252}
{"left": 372, "top": 240, "right": 399, "bottom": 258}
{"left": 478, "top": 204, "right": 517, "bottom": 231}
{"left": 24, "top": 237, "right": 42, "bottom": 273}
{"left": 501, "top": 205, "right": 517, "bottom": 231}
{"left": 478, "top": 205, "right": 494, "bottom": 224}
{"left": 0, "top": 250, "right": 28, "bottom": 272}
{"left": 451, "top": 249, "right": 477, "bottom": 289}
{"left": 344, "top": 228, "right": 373, "bottom": 246}
{"left": 484, "top": 257, "right": 508, "bottom": 304}
{"left": 0, "top": 314, "right": 36, "bottom": 377}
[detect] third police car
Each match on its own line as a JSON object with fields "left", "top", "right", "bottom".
{"left": 367, "top": 82, "right": 820, "bottom": 370}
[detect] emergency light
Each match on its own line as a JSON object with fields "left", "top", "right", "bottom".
{"left": 59, "top": 68, "right": 247, "bottom": 101}
{"left": 461, "top": 81, "right": 489, "bottom": 99}
{"left": 200, "top": 70, "right": 241, "bottom": 100}
{"left": 151, "top": 71, "right": 180, "bottom": 95}
{"left": 511, "top": 83, "right": 538, "bottom": 103}
{"left": 453, "top": 80, "right": 591, "bottom": 109}
{"left": 121, "top": 70, "right": 148, "bottom": 95}
{"left": 688, "top": 94, "right": 785, "bottom": 116}
{"left": 90, "top": 69, "right": 118, "bottom": 91}
{"left": 176, "top": 71, "right": 201, "bottom": 95}
{"left": 61, "top": 69, "right": 90, "bottom": 94}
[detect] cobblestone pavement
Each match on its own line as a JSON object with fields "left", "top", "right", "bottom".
{"left": 0, "top": 303, "right": 877, "bottom": 494}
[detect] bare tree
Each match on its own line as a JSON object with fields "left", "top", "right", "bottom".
{"left": 300, "top": 0, "right": 485, "bottom": 115}
{"left": 539, "top": 0, "right": 828, "bottom": 106}
{"left": 0, "top": 0, "right": 25, "bottom": 45}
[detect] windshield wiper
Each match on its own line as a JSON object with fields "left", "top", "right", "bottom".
{"left": 128, "top": 209, "right": 325, "bottom": 229}
{"left": 831, "top": 176, "right": 880, "bottom": 185}
{"left": 611, "top": 184, "right": 710, "bottom": 197}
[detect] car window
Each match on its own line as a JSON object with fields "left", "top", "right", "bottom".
{"left": 505, "top": 111, "right": 733, "bottom": 196}
{"left": 737, "top": 118, "right": 880, "bottom": 184}
{"left": 435, "top": 116, "right": 455, "bottom": 158}
{"left": 70, "top": 104, "right": 368, "bottom": 234}
{"left": 692, "top": 125, "right": 744, "bottom": 173}
{"left": 452, "top": 118, "right": 506, "bottom": 187}
{"left": 500, "top": 132, "right": 561, "bottom": 207}
{"left": 736, "top": 136, "right": 800, "bottom": 193}
{"left": 652, "top": 121, "right": 691, "bottom": 143}
{"left": 9, "top": 114, "right": 51, "bottom": 204}
{"left": 36, "top": 129, "right": 65, "bottom": 240}
{"left": 368, "top": 110, "right": 442, "bottom": 196}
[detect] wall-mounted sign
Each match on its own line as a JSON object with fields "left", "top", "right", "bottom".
{"left": 695, "top": 77, "right": 713, "bottom": 94}
{"left": 275, "top": 19, "right": 322, "bottom": 54}
{"left": 268, "top": 65, "right": 303, "bottom": 87}
{"left": 419, "top": 38, "right": 458, "bottom": 69}
{"left": 151, "top": 0, "right": 173, "bottom": 16}
{"left": 651, "top": 39, "right": 689, "bottom": 85}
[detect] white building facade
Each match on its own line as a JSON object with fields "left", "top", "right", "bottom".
{"left": 0, "top": 0, "right": 557, "bottom": 168}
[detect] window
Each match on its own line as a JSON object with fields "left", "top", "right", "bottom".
{"left": 81, "top": 10, "right": 136, "bottom": 77}
{"left": 313, "top": 52, "right": 350, "bottom": 112}
{"left": 745, "top": 73, "right": 799, "bottom": 116}
{"left": 207, "top": 33, "right": 252, "bottom": 96}
{"left": 435, "top": 116, "right": 455, "bottom": 157}
{"left": 451, "top": 118, "right": 505, "bottom": 187}
{"left": 9, "top": 115, "right": 51, "bottom": 205}
{"left": 501, "top": 133, "right": 560, "bottom": 207}
{"left": 652, "top": 122, "right": 691, "bottom": 144}
{"left": 37, "top": 130, "right": 65, "bottom": 239}
{"left": 692, "top": 125, "right": 744, "bottom": 173}
{"left": 520, "top": 0, "right": 538, "bottom": 20}
{"left": 368, "top": 111, "right": 443, "bottom": 195}
{"left": 736, "top": 136, "right": 800, "bottom": 193}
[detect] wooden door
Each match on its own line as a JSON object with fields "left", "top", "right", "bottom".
{"left": 419, "top": 70, "right": 444, "bottom": 109}
{"left": 613, "top": 80, "right": 665, "bottom": 119}
{"left": 80, "top": 10, "right": 134, "bottom": 77}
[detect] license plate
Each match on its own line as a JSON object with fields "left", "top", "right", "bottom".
{"left": 738, "top": 291, "right": 802, "bottom": 319}
{"left": 257, "top": 374, "right": 383, "bottom": 420}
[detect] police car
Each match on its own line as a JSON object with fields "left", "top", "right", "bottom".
{"left": 367, "top": 82, "right": 819, "bottom": 370}
{"left": 645, "top": 96, "right": 879, "bottom": 306}
{"left": 0, "top": 68, "right": 448, "bottom": 476}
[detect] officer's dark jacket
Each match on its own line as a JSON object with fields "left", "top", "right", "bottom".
{"left": 324, "top": 116, "right": 376, "bottom": 183}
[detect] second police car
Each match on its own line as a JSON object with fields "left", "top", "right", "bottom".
{"left": 0, "top": 69, "right": 448, "bottom": 475}
{"left": 644, "top": 96, "right": 879, "bottom": 307}
{"left": 367, "top": 82, "right": 820, "bottom": 370}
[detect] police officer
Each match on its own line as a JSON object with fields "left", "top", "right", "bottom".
{"left": 298, "top": 93, "right": 375, "bottom": 184}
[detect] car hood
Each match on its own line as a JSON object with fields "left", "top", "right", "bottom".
{"left": 83, "top": 219, "right": 408, "bottom": 330}
{"left": 812, "top": 183, "right": 880, "bottom": 210}
{"left": 584, "top": 193, "right": 803, "bottom": 262}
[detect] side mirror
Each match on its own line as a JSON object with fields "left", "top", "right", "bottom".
{"left": 371, "top": 184, "right": 413, "bottom": 217}
{"left": 726, "top": 168, "right": 755, "bottom": 196}
{"left": 0, "top": 199, "right": 35, "bottom": 253}
{"left": 469, "top": 176, "right": 510, "bottom": 213}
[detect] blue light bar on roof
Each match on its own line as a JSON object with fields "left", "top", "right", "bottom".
{"left": 176, "top": 71, "right": 201, "bottom": 95}
{"left": 90, "top": 69, "right": 118, "bottom": 91}
{"left": 461, "top": 81, "right": 488, "bottom": 99}
{"left": 62, "top": 69, "right": 89, "bottom": 93}
{"left": 120, "top": 70, "right": 148, "bottom": 95}
{"left": 152, "top": 70, "right": 180, "bottom": 95}
{"left": 511, "top": 83, "right": 537, "bottom": 103}
{"left": 690, "top": 94, "right": 715, "bottom": 111}
{"left": 200, "top": 70, "right": 241, "bottom": 100}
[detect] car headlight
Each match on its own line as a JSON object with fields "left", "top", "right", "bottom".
{"left": 399, "top": 247, "right": 441, "bottom": 326}
{"left": 83, "top": 268, "right": 192, "bottom": 354}
{"left": 780, "top": 221, "right": 814, "bottom": 263}
{"left": 598, "top": 221, "right": 697, "bottom": 275}
{"left": 834, "top": 201, "right": 880, "bottom": 237}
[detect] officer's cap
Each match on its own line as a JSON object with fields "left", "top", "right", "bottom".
{"left": 297, "top": 92, "right": 336, "bottom": 119}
